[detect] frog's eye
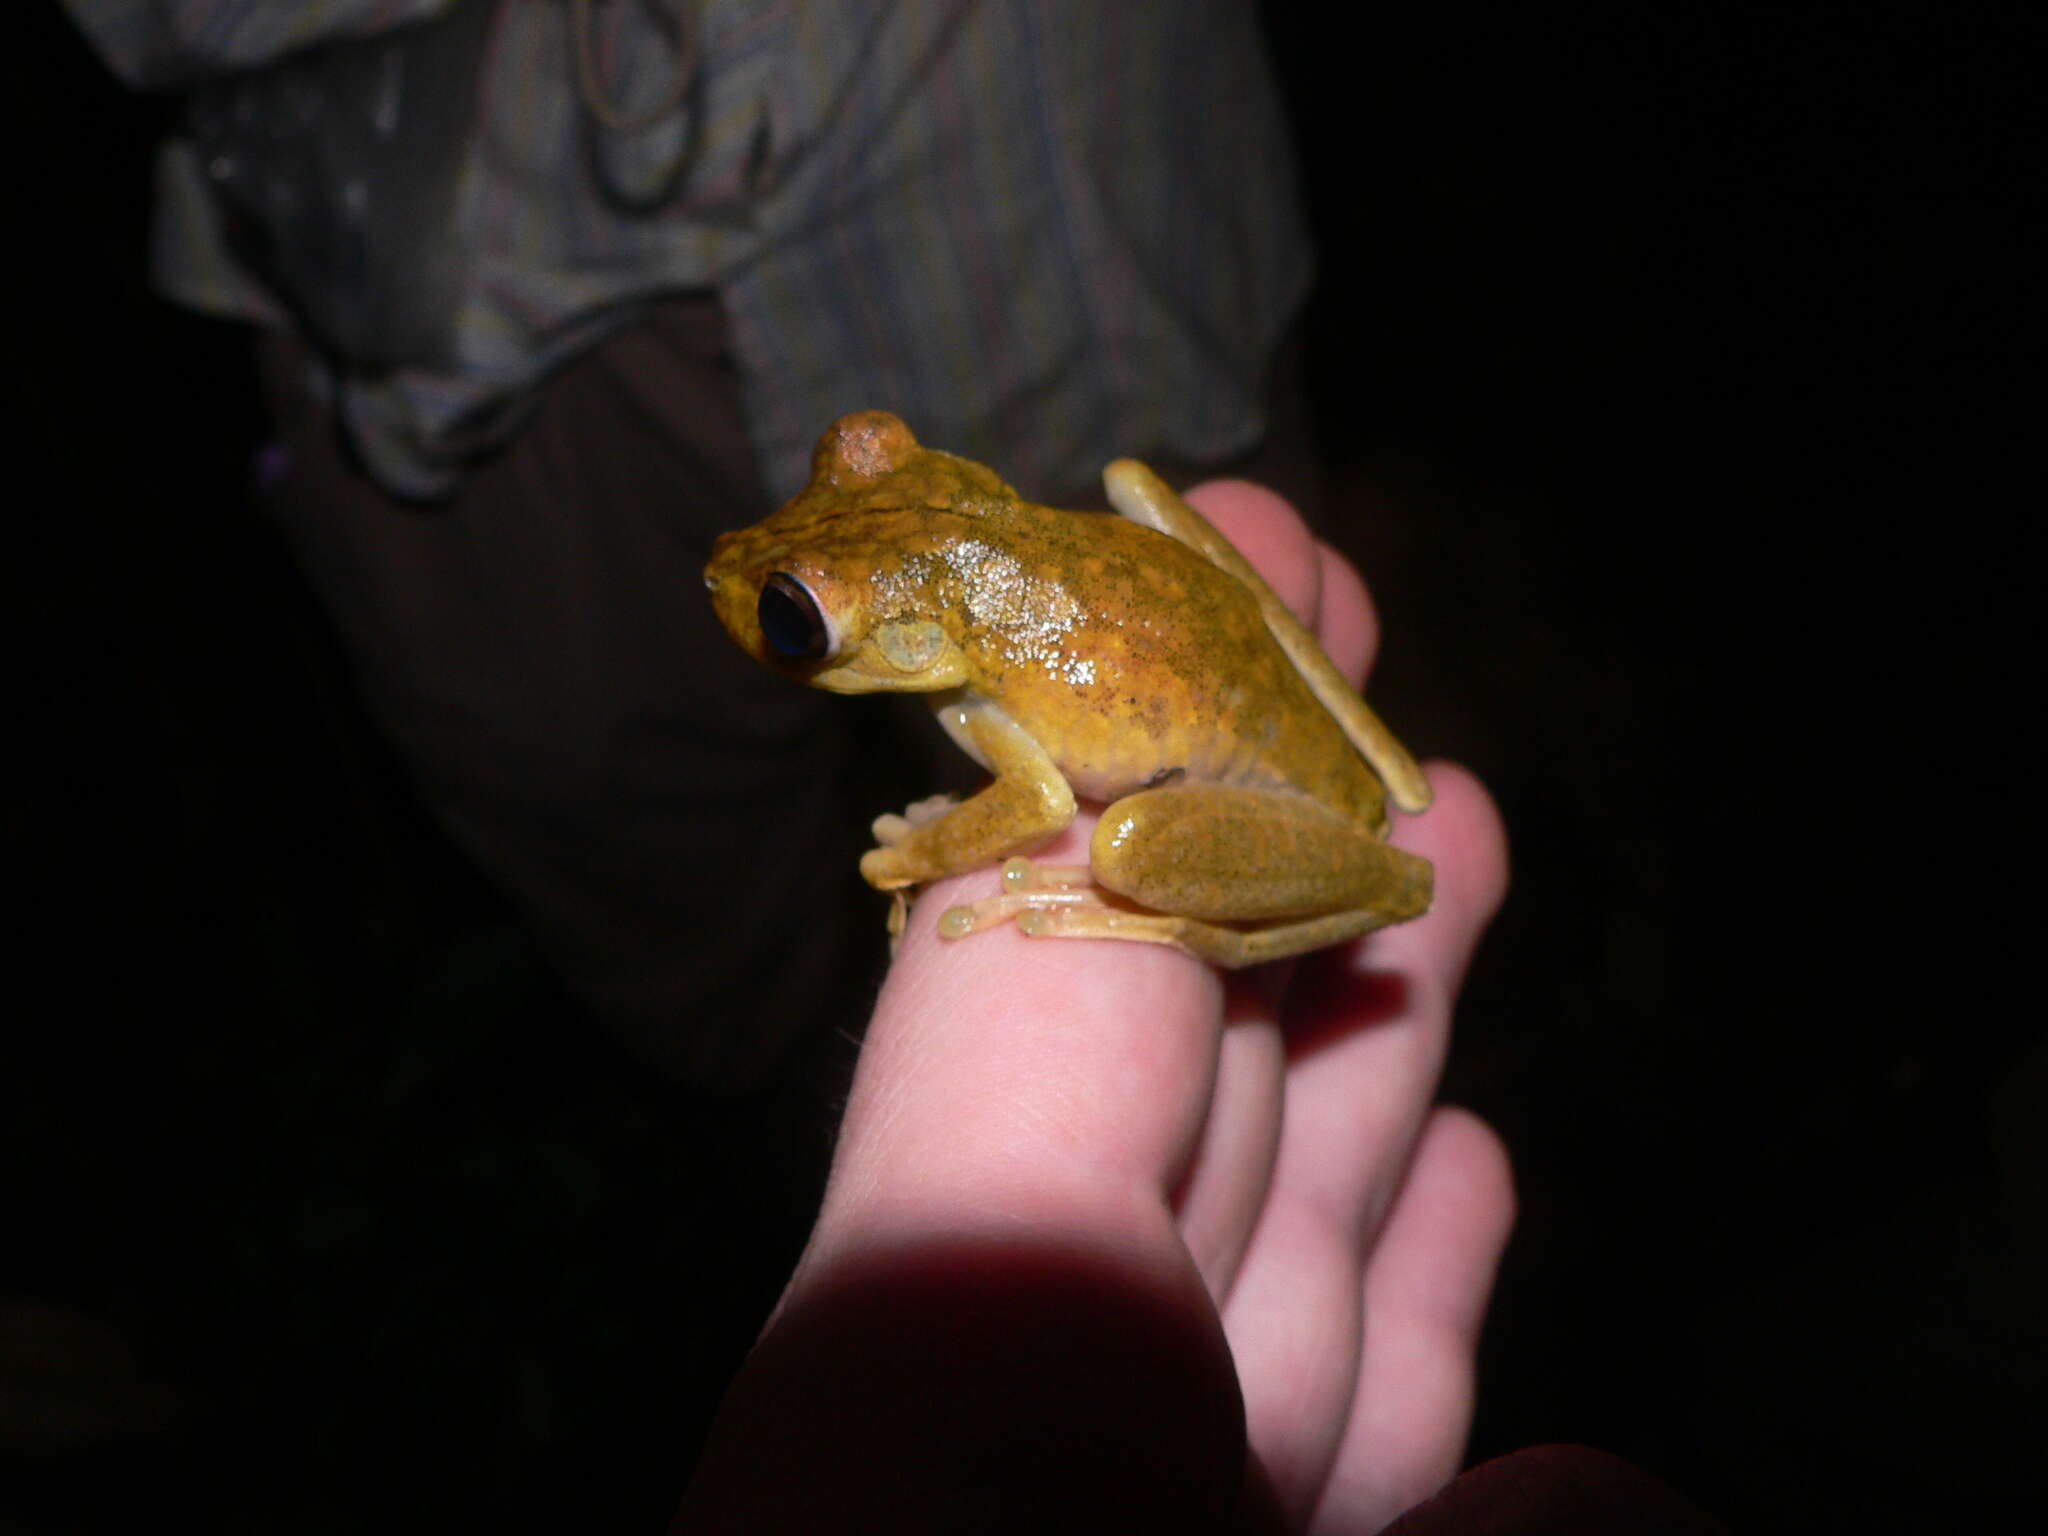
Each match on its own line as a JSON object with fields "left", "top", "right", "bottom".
{"left": 758, "top": 572, "right": 835, "bottom": 660}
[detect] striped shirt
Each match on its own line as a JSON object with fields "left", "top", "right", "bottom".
{"left": 66, "top": 1, "right": 1313, "bottom": 502}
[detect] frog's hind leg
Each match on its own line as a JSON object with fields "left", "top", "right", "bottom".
{"left": 1020, "top": 901, "right": 1413, "bottom": 970}
{"left": 938, "top": 785, "right": 1433, "bottom": 968}
{"left": 936, "top": 863, "right": 1419, "bottom": 969}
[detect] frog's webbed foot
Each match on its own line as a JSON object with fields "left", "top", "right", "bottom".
{"left": 872, "top": 796, "right": 960, "bottom": 945}
{"left": 865, "top": 793, "right": 963, "bottom": 892}
{"left": 936, "top": 857, "right": 1101, "bottom": 938}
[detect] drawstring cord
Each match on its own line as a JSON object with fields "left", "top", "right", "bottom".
{"left": 570, "top": 0, "right": 697, "bottom": 134}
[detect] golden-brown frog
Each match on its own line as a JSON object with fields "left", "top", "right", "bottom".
{"left": 703, "top": 411, "right": 1433, "bottom": 968}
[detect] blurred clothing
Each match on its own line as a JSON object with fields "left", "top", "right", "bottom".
{"left": 63, "top": 0, "right": 1315, "bottom": 1097}
{"left": 66, "top": 0, "right": 1312, "bottom": 503}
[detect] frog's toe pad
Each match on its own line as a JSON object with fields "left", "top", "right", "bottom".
{"left": 861, "top": 844, "right": 923, "bottom": 889}
{"left": 872, "top": 794, "right": 959, "bottom": 847}
{"left": 938, "top": 874, "right": 1099, "bottom": 941}
{"left": 1000, "top": 856, "right": 1093, "bottom": 893}
{"left": 902, "top": 793, "right": 957, "bottom": 827}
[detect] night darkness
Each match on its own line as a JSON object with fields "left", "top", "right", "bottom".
{"left": 7, "top": 4, "right": 2039, "bottom": 1530}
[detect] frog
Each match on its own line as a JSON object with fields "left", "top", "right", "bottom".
{"left": 702, "top": 411, "right": 1434, "bottom": 969}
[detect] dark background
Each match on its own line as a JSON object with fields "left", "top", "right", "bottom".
{"left": 7, "top": 3, "right": 2038, "bottom": 1530}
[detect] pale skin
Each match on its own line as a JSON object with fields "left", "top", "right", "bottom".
{"left": 703, "top": 412, "right": 1436, "bottom": 968}
{"left": 678, "top": 481, "right": 1515, "bottom": 1532}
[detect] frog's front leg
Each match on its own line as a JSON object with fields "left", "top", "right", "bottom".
{"left": 859, "top": 697, "right": 1076, "bottom": 889}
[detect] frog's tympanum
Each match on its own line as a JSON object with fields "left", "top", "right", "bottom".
{"left": 704, "top": 411, "right": 1434, "bottom": 968}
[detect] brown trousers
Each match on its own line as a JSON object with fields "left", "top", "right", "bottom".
{"left": 255, "top": 297, "right": 886, "bottom": 1111}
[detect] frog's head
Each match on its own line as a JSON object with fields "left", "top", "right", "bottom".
{"left": 704, "top": 413, "right": 1012, "bottom": 694}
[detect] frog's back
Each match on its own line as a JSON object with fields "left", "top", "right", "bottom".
{"left": 963, "top": 504, "right": 1387, "bottom": 828}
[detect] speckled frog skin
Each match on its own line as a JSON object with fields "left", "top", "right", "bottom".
{"left": 704, "top": 411, "right": 1433, "bottom": 968}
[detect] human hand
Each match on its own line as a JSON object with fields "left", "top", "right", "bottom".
{"left": 676, "top": 483, "right": 1514, "bottom": 1533}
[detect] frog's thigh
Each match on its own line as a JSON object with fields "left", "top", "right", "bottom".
{"left": 1089, "top": 785, "right": 1431, "bottom": 925}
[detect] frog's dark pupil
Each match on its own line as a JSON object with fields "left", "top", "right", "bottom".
{"left": 759, "top": 573, "right": 830, "bottom": 659}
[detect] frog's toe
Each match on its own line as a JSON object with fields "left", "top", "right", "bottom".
{"left": 936, "top": 864, "right": 1102, "bottom": 942}
{"left": 902, "top": 793, "right": 958, "bottom": 828}
{"left": 872, "top": 794, "right": 957, "bottom": 847}
{"left": 998, "top": 856, "right": 1094, "bottom": 891}
{"left": 860, "top": 844, "right": 921, "bottom": 889}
